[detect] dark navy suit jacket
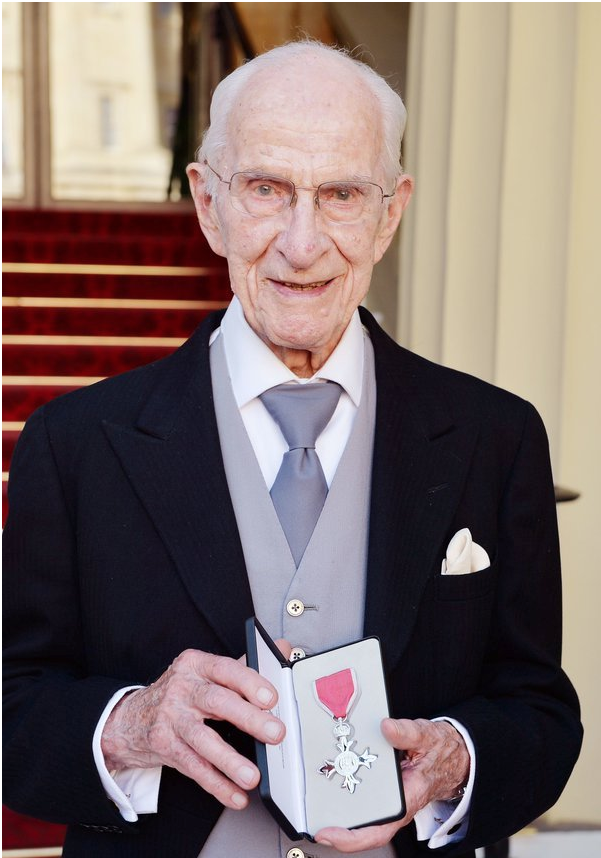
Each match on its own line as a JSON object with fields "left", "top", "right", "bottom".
{"left": 3, "top": 308, "right": 582, "bottom": 857}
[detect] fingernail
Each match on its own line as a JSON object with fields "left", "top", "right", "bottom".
{"left": 264, "top": 721, "right": 282, "bottom": 741}
{"left": 257, "top": 686, "right": 273, "bottom": 705}
{"left": 232, "top": 791, "right": 248, "bottom": 808}
{"left": 317, "top": 839, "right": 332, "bottom": 847}
{"left": 239, "top": 765, "right": 256, "bottom": 786}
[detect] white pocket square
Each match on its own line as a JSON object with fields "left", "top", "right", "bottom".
{"left": 441, "top": 528, "right": 490, "bottom": 575}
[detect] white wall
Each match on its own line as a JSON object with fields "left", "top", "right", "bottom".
{"left": 400, "top": 1, "right": 601, "bottom": 826}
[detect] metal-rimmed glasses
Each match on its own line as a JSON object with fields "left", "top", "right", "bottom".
{"left": 204, "top": 161, "right": 395, "bottom": 224}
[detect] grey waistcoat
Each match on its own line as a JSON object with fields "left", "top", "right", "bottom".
{"left": 200, "top": 331, "right": 395, "bottom": 858}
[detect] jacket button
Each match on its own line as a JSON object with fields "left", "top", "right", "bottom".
{"left": 290, "top": 646, "right": 306, "bottom": 661}
{"left": 286, "top": 849, "right": 305, "bottom": 858}
{"left": 286, "top": 599, "right": 305, "bottom": 616}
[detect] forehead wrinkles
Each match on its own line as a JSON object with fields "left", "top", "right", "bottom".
{"left": 224, "top": 62, "right": 383, "bottom": 173}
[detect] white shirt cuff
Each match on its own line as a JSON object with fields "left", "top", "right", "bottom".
{"left": 413, "top": 717, "right": 475, "bottom": 849}
{"left": 92, "top": 686, "right": 162, "bottom": 822}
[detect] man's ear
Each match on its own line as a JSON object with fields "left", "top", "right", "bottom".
{"left": 186, "top": 162, "right": 227, "bottom": 258}
{"left": 373, "top": 174, "right": 414, "bottom": 264}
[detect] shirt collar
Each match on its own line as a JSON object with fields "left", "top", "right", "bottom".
{"left": 218, "top": 296, "right": 364, "bottom": 408}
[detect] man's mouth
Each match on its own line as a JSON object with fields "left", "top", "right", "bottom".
{"left": 275, "top": 278, "right": 332, "bottom": 291}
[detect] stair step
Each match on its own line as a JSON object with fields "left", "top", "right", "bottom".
{"left": 3, "top": 235, "right": 222, "bottom": 266}
{"left": 3, "top": 207, "right": 201, "bottom": 238}
{"left": 2, "top": 270, "right": 230, "bottom": 301}
{"left": 3, "top": 379, "right": 103, "bottom": 422}
{"left": 3, "top": 299, "right": 225, "bottom": 337}
{"left": 2, "top": 206, "right": 227, "bottom": 527}
{"left": 3, "top": 338, "right": 184, "bottom": 378}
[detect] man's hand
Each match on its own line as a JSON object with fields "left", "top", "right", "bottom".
{"left": 101, "top": 648, "right": 286, "bottom": 811}
{"left": 314, "top": 718, "right": 470, "bottom": 853}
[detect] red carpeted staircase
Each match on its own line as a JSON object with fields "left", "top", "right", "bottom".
{"left": 2, "top": 207, "right": 231, "bottom": 856}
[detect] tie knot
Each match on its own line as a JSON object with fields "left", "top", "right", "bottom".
{"left": 259, "top": 382, "right": 342, "bottom": 449}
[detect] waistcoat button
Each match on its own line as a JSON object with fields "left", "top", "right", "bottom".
{"left": 286, "top": 599, "right": 305, "bottom": 616}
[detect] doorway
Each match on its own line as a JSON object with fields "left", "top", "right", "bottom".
{"left": 2, "top": 2, "right": 228, "bottom": 208}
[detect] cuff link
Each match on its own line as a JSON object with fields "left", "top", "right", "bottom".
{"left": 447, "top": 784, "right": 467, "bottom": 803}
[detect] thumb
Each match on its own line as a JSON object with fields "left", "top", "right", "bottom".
{"left": 274, "top": 638, "right": 292, "bottom": 661}
{"left": 381, "top": 717, "right": 423, "bottom": 750}
{"left": 239, "top": 640, "right": 292, "bottom": 666}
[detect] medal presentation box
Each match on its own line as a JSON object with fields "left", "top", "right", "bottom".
{"left": 246, "top": 618, "right": 405, "bottom": 840}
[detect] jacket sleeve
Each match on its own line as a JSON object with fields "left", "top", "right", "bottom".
{"left": 2, "top": 407, "right": 136, "bottom": 831}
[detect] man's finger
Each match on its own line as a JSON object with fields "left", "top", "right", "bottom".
{"left": 178, "top": 720, "right": 261, "bottom": 791}
{"left": 167, "top": 735, "right": 253, "bottom": 810}
{"left": 315, "top": 819, "right": 404, "bottom": 853}
{"left": 192, "top": 650, "right": 279, "bottom": 710}
{"left": 190, "top": 680, "right": 284, "bottom": 744}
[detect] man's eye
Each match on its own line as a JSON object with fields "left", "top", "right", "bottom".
{"left": 334, "top": 188, "right": 351, "bottom": 202}
{"left": 255, "top": 183, "right": 275, "bottom": 197}
{"left": 247, "top": 179, "right": 285, "bottom": 198}
{"left": 322, "top": 185, "right": 361, "bottom": 204}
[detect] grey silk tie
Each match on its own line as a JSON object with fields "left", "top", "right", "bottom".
{"left": 260, "top": 382, "right": 342, "bottom": 566}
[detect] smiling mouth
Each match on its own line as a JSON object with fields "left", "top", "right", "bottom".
{"left": 275, "top": 278, "right": 332, "bottom": 291}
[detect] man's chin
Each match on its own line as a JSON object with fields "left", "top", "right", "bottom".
{"left": 264, "top": 328, "right": 345, "bottom": 373}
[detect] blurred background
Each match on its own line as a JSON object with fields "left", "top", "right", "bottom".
{"left": 2, "top": 2, "right": 600, "bottom": 855}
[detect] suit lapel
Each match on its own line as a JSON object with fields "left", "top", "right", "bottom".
{"left": 361, "top": 310, "right": 480, "bottom": 672}
{"left": 100, "top": 307, "right": 478, "bottom": 665}
{"left": 103, "top": 313, "right": 254, "bottom": 658}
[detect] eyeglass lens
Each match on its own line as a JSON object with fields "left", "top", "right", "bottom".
{"left": 228, "top": 173, "right": 382, "bottom": 221}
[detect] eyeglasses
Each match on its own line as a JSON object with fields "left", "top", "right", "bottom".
{"left": 205, "top": 161, "right": 394, "bottom": 224}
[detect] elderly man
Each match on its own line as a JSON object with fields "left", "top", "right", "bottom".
{"left": 3, "top": 41, "right": 581, "bottom": 858}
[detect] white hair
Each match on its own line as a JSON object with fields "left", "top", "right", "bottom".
{"left": 197, "top": 40, "right": 407, "bottom": 196}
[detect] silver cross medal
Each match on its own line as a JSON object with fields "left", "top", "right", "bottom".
{"left": 314, "top": 668, "right": 377, "bottom": 794}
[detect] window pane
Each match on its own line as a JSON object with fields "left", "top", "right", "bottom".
{"left": 48, "top": 2, "right": 183, "bottom": 202}
{"left": 2, "top": 3, "right": 25, "bottom": 200}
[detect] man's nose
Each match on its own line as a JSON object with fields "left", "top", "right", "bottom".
{"left": 273, "top": 189, "right": 331, "bottom": 269}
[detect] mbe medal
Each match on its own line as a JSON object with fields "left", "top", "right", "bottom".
{"left": 314, "top": 668, "right": 377, "bottom": 793}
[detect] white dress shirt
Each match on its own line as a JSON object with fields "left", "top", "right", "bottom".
{"left": 92, "top": 297, "right": 474, "bottom": 848}
{"left": 217, "top": 296, "right": 363, "bottom": 490}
